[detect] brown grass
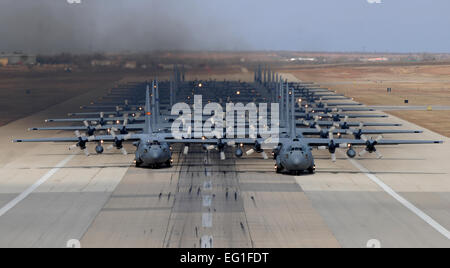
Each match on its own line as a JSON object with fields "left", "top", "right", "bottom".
{"left": 387, "top": 110, "right": 450, "bottom": 138}
{"left": 286, "top": 64, "right": 450, "bottom": 106}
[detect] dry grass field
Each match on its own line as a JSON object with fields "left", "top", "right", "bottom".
{"left": 287, "top": 64, "right": 450, "bottom": 106}
{"left": 0, "top": 70, "right": 127, "bottom": 126}
{"left": 0, "top": 63, "right": 250, "bottom": 127}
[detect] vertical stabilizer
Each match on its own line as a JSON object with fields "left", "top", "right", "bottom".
{"left": 155, "top": 79, "right": 160, "bottom": 126}
{"left": 144, "top": 83, "right": 153, "bottom": 134}
{"left": 285, "top": 80, "right": 289, "bottom": 132}
{"left": 290, "top": 87, "right": 296, "bottom": 138}
{"left": 151, "top": 80, "right": 156, "bottom": 130}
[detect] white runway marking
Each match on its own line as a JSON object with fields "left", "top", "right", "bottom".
{"left": 201, "top": 235, "right": 213, "bottom": 248}
{"left": 0, "top": 154, "right": 76, "bottom": 218}
{"left": 202, "top": 213, "right": 212, "bottom": 227}
{"left": 202, "top": 195, "right": 212, "bottom": 207}
{"left": 203, "top": 181, "right": 212, "bottom": 190}
{"left": 348, "top": 158, "right": 450, "bottom": 240}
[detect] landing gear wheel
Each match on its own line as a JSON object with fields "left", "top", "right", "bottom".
{"left": 276, "top": 165, "right": 282, "bottom": 174}
{"left": 135, "top": 160, "right": 143, "bottom": 167}
{"left": 307, "top": 166, "right": 315, "bottom": 174}
{"left": 166, "top": 159, "right": 172, "bottom": 167}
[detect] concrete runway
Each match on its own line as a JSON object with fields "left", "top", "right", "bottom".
{"left": 370, "top": 105, "right": 450, "bottom": 111}
{"left": 1, "top": 76, "right": 450, "bottom": 248}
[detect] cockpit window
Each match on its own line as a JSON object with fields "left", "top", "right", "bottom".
{"left": 290, "top": 147, "right": 302, "bottom": 151}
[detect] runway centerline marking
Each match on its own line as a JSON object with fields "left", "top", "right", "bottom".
{"left": 201, "top": 235, "right": 213, "bottom": 248}
{"left": 203, "top": 181, "right": 212, "bottom": 190}
{"left": 202, "top": 195, "right": 212, "bottom": 207}
{"left": 202, "top": 212, "right": 213, "bottom": 228}
{"left": 348, "top": 158, "right": 450, "bottom": 240}
{"left": 0, "top": 153, "right": 76, "bottom": 218}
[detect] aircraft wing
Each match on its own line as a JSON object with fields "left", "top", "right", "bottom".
{"left": 303, "top": 138, "right": 443, "bottom": 147}
{"left": 13, "top": 134, "right": 142, "bottom": 143}
{"left": 45, "top": 117, "right": 127, "bottom": 123}
{"left": 28, "top": 124, "right": 145, "bottom": 131}
{"left": 359, "top": 130, "right": 423, "bottom": 135}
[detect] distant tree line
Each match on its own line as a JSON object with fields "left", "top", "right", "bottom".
{"left": 36, "top": 53, "right": 107, "bottom": 67}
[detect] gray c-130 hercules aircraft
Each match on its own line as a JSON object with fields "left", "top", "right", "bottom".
{"left": 13, "top": 80, "right": 443, "bottom": 173}
{"left": 13, "top": 83, "right": 217, "bottom": 168}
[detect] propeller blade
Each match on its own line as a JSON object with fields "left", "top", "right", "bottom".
{"left": 83, "top": 120, "right": 89, "bottom": 127}
{"left": 375, "top": 151, "right": 383, "bottom": 159}
{"left": 339, "top": 143, "right": 348, "bottom": 148}
{"left": 359, "top": 149, "right": 368, "bottom": 157}
{"left": 227, "top": 140, "right": 236, "bottom": 147}
{"left": 83, "top": 148, "right": 90, "bottom": 156}
{"left": 69, "top": 144, "right": 77, "bottom": 150}
{"left": 246, "top": 148, "right": 255, "bottom": 156}
{"left": 123, "top": 115, "right": 128, "bottom": 127}
{"left": 106, "top": 144, "right": 114, "bottom": 150}
{"left": 360, "top": 135, "right": 368, "bottom": 142}
{"left": 261, "top": 151, "right": 268, "bottom": 160}
{"left": 74, "top": 130, "right": 81, "bottom": 138}
{"left": 376, "top": 135, "right": 383, "bottom": 142}
{"left": 120, "top": 148, "right": 127, "bottom": 155}
{"left": 183, "top": 146, "right": 189, "bottom": 155}
{"left": 331, "top": 153, "right": 336, "bottom": 162}
{"left": 124, "top": 133, "right": 132, "bottom": 140}
{"left": 87, "top": 136, "right": 95, "bottom": 141}
{"left": 220, "top": 151, "right": 226, "bottom": 160}
{"left": 206, "top": 145, "right": 216, "bottom": 150}
{"left": 318, "top": 146, "right": 327, "bottom": 150}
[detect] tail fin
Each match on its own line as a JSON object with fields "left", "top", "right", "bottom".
{"left": 151, "top": 80, "right": 156, "bottom": 130}
{"left": 290, "top": 87, "right": 296, "bottom": 138}
{"left": 155, "top": 79, "right": 160, "bottom": 125}
{"left": 144, "top": 82, "right": 153, "bottom": 134}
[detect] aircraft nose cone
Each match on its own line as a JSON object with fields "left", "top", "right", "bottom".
{"left": 149, "top": 150, "right": 161, "bottom": 160}
{"left": 292, "top": 156, "right": 302, "bottom": 166}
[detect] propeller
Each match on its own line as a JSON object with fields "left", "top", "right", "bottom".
{"left": 115, "top": 114, "right": 131, "bottom": 134}
{"left": 318, "top": 128, "right": 348, "bottom": 162}
{"left": 347, "top": 122, "right": 365, "bottom": 139}
{"left": 106, "top": 128, "right": 130, "bottom": 155}
{"left": 359, "top": 135, "right": 383, "bottom": 158}
{"left": 204, "top": 139, "right": 236, "bottom": 160}
{"left": 245, "top": 140, "right": 270, "bottom": 160}
{"left": 83, "top": 120, "right": 102, "bottom": 141}
{"left": 69, "top": 130, "right": 89, "bottom": 156}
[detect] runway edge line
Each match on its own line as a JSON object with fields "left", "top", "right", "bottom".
{"left": 0, "top": 153, "right": 76, "bottom": 217}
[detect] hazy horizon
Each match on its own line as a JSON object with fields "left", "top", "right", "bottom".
{"left": 1, "top": 0, "right": 449, "bottom": 54}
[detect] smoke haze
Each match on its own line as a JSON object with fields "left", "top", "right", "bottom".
{"left": 1, "top": 0, "right": 450, "bottom": 53}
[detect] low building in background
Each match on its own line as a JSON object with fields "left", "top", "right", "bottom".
{"left": 0, "top": 52, "right": 36, "bottom": 65}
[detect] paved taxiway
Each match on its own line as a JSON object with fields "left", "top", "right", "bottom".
{"left": 0, "top": 75, "right": 449, "bottom": 247}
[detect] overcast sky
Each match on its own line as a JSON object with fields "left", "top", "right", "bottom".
{"left": 1, "top": 0, "right": 449, "bottom": 53}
